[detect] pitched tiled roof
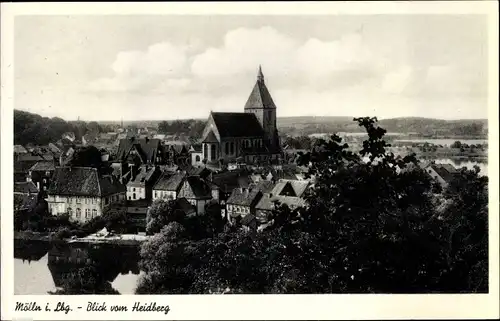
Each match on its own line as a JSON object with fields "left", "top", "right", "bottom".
{"left": 186, "top": 166, "right": 212, "bottom": 179}
{"left": 241, "top": 213, "right": 256, "bottom": 226}
{"left": 116, "top": 138, "right": 162, "bottom": 163}
{"left": 202, "top": 130, "right": 219, "bottom": 143}
{"left": 256, "top": 193, "right": 306, "bottom": 211}
{"left": 430, "top": 164, "right": 458, "bottom": 183}
{"left": 14, "top": 160, "right": 39, "bottom": 174}
{"left": 184, "top": 176, "right": 212, "bottom": 199}
{"left": 127, "top": 166, "right": 160, "bottom": 187}
{"left": 14, "top": 145, "right": 28, "bottom": 154}
{"left": 153, "top": 171, "right": 185, "bottom": 191}
{"left": 249, "top": 180, "right": 275, "bottom": 193}
{"left": 190, "top": 144, "right": 202, "bottom": 152}
{"left": 48, "top": 167, "right": 126, "bottom": 197}
{"left": 244, "top": 74, "right": 277, "bottom": 110}
{"left": 14, "top": 181, "right": 39, "bottom": 194}
{"left": 227, "top": 187, "right": 262, "bottom": 207}
{"left": 211, "top": 112, "right": 264, "bottom": 138}
{"left": 29, "top": 161, "right": 56, "bottom": 172}
{"left": 273, "top": 179, "right": 309, "bottom": 198}
{"left": 210, "top": 170, "right": 251, "bottom": 194}
{"left": 175, "top": 197, "right": 196, "bottom": 216}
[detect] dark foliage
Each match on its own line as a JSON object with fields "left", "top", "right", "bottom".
{"left": 136, "top": 117, "right": 488, "bottom": 294}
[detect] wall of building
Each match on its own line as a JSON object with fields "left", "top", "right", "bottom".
{"left": 47, "top": 193, "right": 126, "bottom": 224}
{"left": 127, "top": 185, "right": 146, "bottom": 200}
{"left": 152, "top": 189, "right": 176, "bottom": 201}
{"left": 191, "top": 152, "right": 203, "bottom": 166}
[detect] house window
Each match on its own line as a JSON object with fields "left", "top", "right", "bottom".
{"left": 92, "top": 209, "right": 97, "bottom": 218}
{"left": 203, "top": 144, "right": 208, "bottom": 159}
{"left": 154, "top": 191, "right": 157, "bottom": 198}
{"left": 85, "top": 209, "right": 90, "bottom": 219}
{"left": 76, "top": 197, "right": 81, "bottom": 204}
{"left": 92, "top": 198, "right": 96, "bottom": 204}
{"left": 230, "top": 142, "right": 235, "bottom": 154}
{"left": 133, "top": 193, "right": 136, "bottom": 199}
{"left": 68, "top": 208, "right": 72, "bottom": 215}
{"left": 225, "top": 142, "right": 229, "bottom": 154}
{"left": 76, "top": 208, "right": 81, "bottom": 219}
{"left": 133, "top": 187, "right": 136, "bottom": 192}
{"left": 195, "top": 155, "right": 201, "bottom": 162}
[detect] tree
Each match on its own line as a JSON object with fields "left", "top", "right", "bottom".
{"left": 451, "top": 141, "right": 462, "bottom": 149}
{"left": 438, "top": 166, "right": 488, "bottom": 292}
{"left": 146, "top": 199, "right": 184, "bottom": 235}
{"left": 66, "top": 146, "right": 103, "bottom": 169}
{"left": 136, "top": 116, "right": 488, "bottom": 294}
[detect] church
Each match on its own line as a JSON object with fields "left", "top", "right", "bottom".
{"left": 197, "top": 66, "right": 282, "bottom": 166}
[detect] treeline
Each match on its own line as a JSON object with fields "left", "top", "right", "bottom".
{"left": 278, "top": 116, "right": 487, "bottom": 138}
{"left": 158, "top": 119, "right": 205, "bottom": 137}
{"left": 14, "top": 110, "right": 115, "bottom": 146}
{"left": 136, "top": 117, "right": 488, "bottom": 294}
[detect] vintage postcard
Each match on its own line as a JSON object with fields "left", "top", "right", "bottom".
{"left": 1, "top": 1, "right": 499, "bottom": 320}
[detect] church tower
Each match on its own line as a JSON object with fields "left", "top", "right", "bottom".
{"left": 244, "top": 65, "right": 279, "bottom": 151}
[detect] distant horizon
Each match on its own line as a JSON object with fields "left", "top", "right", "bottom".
{"left": 15, "top": 15, "right": 488, "bottom": 121}
{"left": 14, "top": 108, "right": 488, "bottom": 123}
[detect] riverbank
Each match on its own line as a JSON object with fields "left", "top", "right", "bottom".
{"left": 14, "top": 230, "right": 148, "bottom": 245}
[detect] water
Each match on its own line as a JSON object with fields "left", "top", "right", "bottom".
{"left": 394, "top": 139, "right": 487, "bottom": 146}
{"left": 14, "top": 240, "right": 143, "bottom": 295}
{"left": 434, "top": 158, "right": 488, "bottom": 176}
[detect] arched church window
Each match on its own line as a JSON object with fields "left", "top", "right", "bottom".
{"left": 210, "top": 144, "right": 216, "bottom": 160}
{"left": 203, "top": 144, "right": 208, "bottom": 158}
{"left": 195, "top": 155, "right": 201, "bottom": 162}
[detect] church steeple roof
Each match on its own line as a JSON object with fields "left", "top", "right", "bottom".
{"left": 257, "top": 65, "right": 264, "bottom": 83}
{"left": 244, "top": 66, "right": 276, "bottom": 110}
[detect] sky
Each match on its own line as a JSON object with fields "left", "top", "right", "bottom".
{"left": 14, "top": 14, "right": 489, "bottom": 121}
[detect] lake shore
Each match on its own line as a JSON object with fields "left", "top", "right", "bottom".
{"left": 14, "top": 231, "right": 148, "bottom": 246}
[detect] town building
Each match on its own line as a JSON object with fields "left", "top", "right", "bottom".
{"left": 424, "top": 163, "right": 458, "bottom": 188}
{"left": 46, "top": 167, "right": 127, "bottom": 223}
{"left": 152, "top": 171, "right": 186, "bottom": 201}
{"left": 113, "top": 137, "right": 165, "bottom": 183}
{"left": 189, "top": 144, "right": 203, "bottom": 167}
{"left": 197, "top": 66, "right": 282, "bottom": 167}
{"left": 226, "top": 187, "right": 263, "bottom": 227}
{"left": 177, "top": 175, "right": 213, "bottom": 215}
{"left": 27, "top": 161, "right": 56, "bottom": 191}
{"left": 126, "top": 165, "right": 162, "bottom": 201}
{"left": 14, "top": 181, "right": 39, "bottom": 214}
{"left": 255, "top": 179, "right": 309, "bottom": 224}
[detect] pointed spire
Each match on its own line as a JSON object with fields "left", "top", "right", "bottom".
{"left": 257, "top": 65, "right": 264, "bottom": 83}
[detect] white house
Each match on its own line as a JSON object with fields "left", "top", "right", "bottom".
{"left": 152, "top": 171, "right": 186, "bottom": 201}
{"left": 46, "top": 167, "right": 127, "bottom": 223}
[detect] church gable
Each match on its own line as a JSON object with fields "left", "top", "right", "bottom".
{"left": 201, "top": 114, "right": 222, "bottom": 142}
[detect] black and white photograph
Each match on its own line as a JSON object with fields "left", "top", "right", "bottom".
{"left": 2, "top": 1, "right": 499, "bottom": 320}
